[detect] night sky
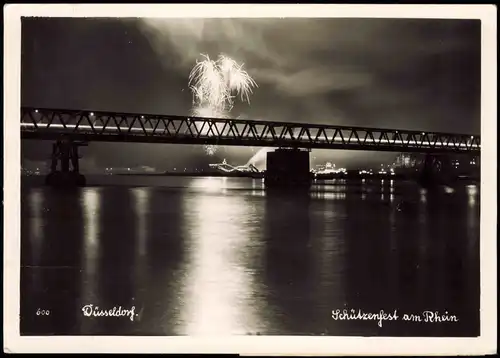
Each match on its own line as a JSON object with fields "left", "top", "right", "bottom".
{"left": 21, "top": 17, "right": 481, "bottom": 170}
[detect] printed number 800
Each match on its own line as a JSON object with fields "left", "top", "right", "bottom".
{"left": 36, "top": 308, "right": 50, "bottom": 316}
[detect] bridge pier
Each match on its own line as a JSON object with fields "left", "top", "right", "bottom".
{"left": 45, "top": 139, "right": 87, "bottom": 188}
{"left": 264, "top": 148, "right": 312, "bottom": 190}
{"left": 417, "top": 153, "right": 454, "bottom": 189}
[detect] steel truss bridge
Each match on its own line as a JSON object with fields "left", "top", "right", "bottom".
{"left": 21, "top": 107, "right": 481, "bottom": 154}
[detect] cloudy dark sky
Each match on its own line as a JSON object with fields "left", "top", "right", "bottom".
{"left": 21, "top": 17, "right": 481, "bottom": 170}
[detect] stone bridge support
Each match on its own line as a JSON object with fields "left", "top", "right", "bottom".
{"left": 264, "top": 148, "right": 312, "bottom": 190}
{"left": 45, "top": 139, "right": 87, "bottom": 187}
{"left": 417, "top": 153, "right": 455, "bottom": 188}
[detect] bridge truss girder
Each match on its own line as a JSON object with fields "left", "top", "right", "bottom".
{"left": 21, "top": 107, "right": 481, "bottom": 155}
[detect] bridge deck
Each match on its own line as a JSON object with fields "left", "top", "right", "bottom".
{"left": 20, "top": 107, "right": 481, "bottom": 154}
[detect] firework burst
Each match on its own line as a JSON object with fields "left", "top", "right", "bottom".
{"left": 189, "top": 54, "right": 257, "bottom": 155}
{"left": 191, "top": 106, "right": 229, "bottom": 120}
{"left": 217, "top": 55, "right": 257, "bottom": 105}
{"left": 189, "top": 54, "right": 257, "bottom": 113}
{"left": 190, "top": 106, "right": 228, "bottom": 156}
{"left": 204, "top": 145, "right": 218, "bottom": 156}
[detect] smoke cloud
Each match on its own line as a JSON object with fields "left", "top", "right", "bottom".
{"left": 137, "top": 18, "right": 378, "bottom": 99}
{"left": 136, "top": 18, "right": 479, "bottom": 129}
{"left": 136, "top": 17, "right": 479, "bottom": 166}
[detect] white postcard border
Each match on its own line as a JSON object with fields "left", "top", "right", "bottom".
{"left": 3, "top": 4, "right": 497, "bottom": 355}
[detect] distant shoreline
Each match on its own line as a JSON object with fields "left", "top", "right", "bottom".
{"left": 113, "top": 172, "right": 479, "bottom": 182}
{"left": 115, "top": 172, "right": 264, "bottom": 178}
{"left": 20, "top": 171, "right": 479, "bottom": 183}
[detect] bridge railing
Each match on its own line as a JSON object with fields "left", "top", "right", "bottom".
{"left": 20, "top": 107, "right": 481, "bottom": 154}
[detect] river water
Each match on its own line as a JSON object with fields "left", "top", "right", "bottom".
{"left": 20, "top": 175, "right": 480, "bottom": 336}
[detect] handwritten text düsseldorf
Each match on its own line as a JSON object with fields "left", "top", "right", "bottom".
{"left": 81, "top": 304, "right": 137, "bottom": 321}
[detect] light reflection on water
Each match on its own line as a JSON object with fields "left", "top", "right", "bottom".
{"left": 21, "top": 176, "right": 481, "bottom": 336}
{"left": 420, "top": 188, "right": 427, "bottom": 204}
{"left": 467, "top": 184, "right": 478, "bottom": 207}
{"left": 77, "top": 188, "right": 102, "bottom": 333}
{"left": 26, "top": 189, "right": 44, "bottom": 299}
{"left": 466, "top": 185, "right": 479, "bottom": 257}
{"left": 180, "top": 192, "right": 261, "bottom": 335}
{"left": 132, "top": 187, "right": 150, "bottom": 322}
{"left": 132, "top": 187, "right": 150, "bottom": 257}
{"left": 28, "top": 188, "right": 44, "bottom": 266}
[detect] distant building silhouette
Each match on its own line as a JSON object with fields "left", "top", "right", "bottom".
{"left": 392, "top": 153, "right": 419, "bottom": 168}
{"left": 209, "top": 159, "right": 261, "bottom": 173}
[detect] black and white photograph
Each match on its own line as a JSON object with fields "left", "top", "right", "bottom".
{"left": 4, "top": 4, "right": 497, "bottom": 355}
